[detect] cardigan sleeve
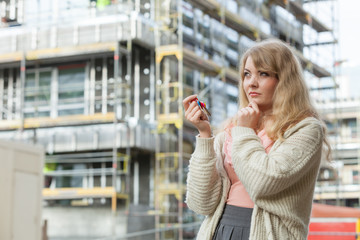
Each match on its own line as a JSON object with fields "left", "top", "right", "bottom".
{"left": 230, "top": 118, "right": 323, "bottom": 201}
{"left": 185, "top": 134, "right": 223, "bottom": 216}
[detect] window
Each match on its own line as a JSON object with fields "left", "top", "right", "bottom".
{"left": 353, "top": 170, "right": 359, "bottom": 184}
{"left": 58, "top": 64, "right": 85, "bottom": 116}
{"left": 0, "top": 68, "right": 19, "bottom": 120}
{"left": 106, "top": 56, "right": 114, "bottom": 113}
{"left": 24, "top": 70, "right": 51, "bottom": 118}
{"left": 347, "top": 118, "right": 357, "bottom": 138}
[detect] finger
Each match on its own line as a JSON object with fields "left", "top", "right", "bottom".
{"left": 249, "top": 101, "right": 260, "bottom": 114}
{"left": 183, "top": 94, "right": 198, "bottom": 111}
{"left": 185, "top": 101, "right": 198, "bottom": 119}
{"left": 199, "top": 108, "right": 209, "bottom": 121}
{"left": 189, "top": 104, "right": 202, "bottom": 119}
{"left": 197, "top": 108, "right": 210, "bottom": 122}
{"left": 190, "top": 108, "right": 204, "bottom": 123}
{"left": 188, "top": 109, "right": 202, "bottom": 125}
{"left": 246, "top": 106, "right": 255, "bottom": 115}
{"left": 240, "top": 107, "right": 250, "bottom": 115}
{"left": 185, "top": 102, "right": 199, "bottom": 118}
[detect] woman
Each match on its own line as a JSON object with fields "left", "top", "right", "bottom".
{"left": 183, "top": 39, "right": 329, "bottom": 240}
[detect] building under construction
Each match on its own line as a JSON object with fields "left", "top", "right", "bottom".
{"left": 314, "top": 97, "right": 360, "bottom": 207}
{"left": 0, "top": 0, "right": 342, "bottom": 239}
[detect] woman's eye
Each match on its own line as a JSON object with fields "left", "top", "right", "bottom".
{"left": 244, "top": 72, "right": 250, "bottom": 77}
{"left": 260, "top": 72, "right": 269, "bottom": 77}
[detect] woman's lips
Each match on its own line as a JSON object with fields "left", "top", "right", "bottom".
{"left": 249, "top": 92, "right": 260, "bottom": 97}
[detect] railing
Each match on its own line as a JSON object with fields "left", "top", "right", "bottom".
{"left": 94, "top": 221, "right": 202, "bottom": 240}
{"left": 0, "top": 4, "right": 133, "bottom": 55}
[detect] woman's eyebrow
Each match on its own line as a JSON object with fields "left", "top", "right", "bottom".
{"left": 244, "top": 68, "right": 251, "bottom": 72}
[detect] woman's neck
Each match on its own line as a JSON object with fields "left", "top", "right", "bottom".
{"left": 257, "top": 110, "right": 273, "bottom": 133}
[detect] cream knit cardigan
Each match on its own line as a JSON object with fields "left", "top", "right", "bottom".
{"left": 185, "top": 117, "right": 323, "bottom": 240}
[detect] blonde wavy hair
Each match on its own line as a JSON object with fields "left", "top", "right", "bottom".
{"left": 224, "top": 39, "right": 331, "bottom": 158}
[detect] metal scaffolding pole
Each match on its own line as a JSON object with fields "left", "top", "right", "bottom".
{"left": 19, "top": 52, "right": 26, "bottom": 138}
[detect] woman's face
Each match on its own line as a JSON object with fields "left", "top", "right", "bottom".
{"left": 242, "top": 56, "right": 278, "bottom": 112}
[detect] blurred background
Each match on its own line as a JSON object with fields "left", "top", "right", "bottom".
{"left": 0, "top": 0, "right": 359, "bottom": 239}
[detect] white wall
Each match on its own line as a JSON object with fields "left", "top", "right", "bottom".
{"left": 0, "top": 140, "right": 44, "bottom": 240}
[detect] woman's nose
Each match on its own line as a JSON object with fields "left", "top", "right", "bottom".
{"left": 249, "top": 75, "right": 259, "bottom": 87}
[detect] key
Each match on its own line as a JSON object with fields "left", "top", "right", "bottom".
{"left": 191, "top": 97, "right": 211, "bottom": 117}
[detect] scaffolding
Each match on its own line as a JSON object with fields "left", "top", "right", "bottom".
{"left": 0, "top": 0, "right": 339, "bottom": 239}
{"left": 300, "top": 0, "right": 341, "bottom": 204}
{"left": 154, "top": 1, "right": 184, "bottom": 238}
{"left": 0, "top": 2, "right": 134, "bottom": 238}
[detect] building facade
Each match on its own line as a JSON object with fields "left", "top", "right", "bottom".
{"left": 314, "top": 97, "right": 360, "bottom": 208}
{"left": 0, "top": 0, "right": 338, "bottom": 239}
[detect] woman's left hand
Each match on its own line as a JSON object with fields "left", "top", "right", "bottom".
{"left": 236, "top": 101, "right": 261, "bottom": 130}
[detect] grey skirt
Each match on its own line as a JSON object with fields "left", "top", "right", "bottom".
{"left": 212, "top": 204, "right": 253, "bottom": 240}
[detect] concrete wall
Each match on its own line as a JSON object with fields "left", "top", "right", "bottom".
{"left": 0, "top": 140, "right": 44, "bottom": 240}
{"left": 42, "top": 206, "right": 127, "bottom": 239}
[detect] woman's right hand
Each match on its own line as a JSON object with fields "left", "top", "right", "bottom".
{"left": 183, "top": 95, "right": 212, "bottom": 138}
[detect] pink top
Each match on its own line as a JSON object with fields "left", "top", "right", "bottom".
{"left": 223, "top": 124, "right": 274, "bottom": 208}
